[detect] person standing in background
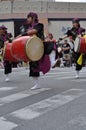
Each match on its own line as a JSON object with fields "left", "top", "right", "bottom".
{"left": 0, "top": 25, "right": 13, "bottom": 81}
{"left": 62, "top": 39, "right": 71, "bottom": 67}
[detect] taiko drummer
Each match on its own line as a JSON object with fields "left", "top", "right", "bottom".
{"left": 69, "top": 18, "right": 85, "bottom": 78}
{"left": 59, "top": 18, "right": 85, "bottom": 78}
{"left": 19, "top": 12, "right": 58, "bottom": 90}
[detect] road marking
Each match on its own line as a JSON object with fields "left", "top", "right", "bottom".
{"left": 41, "top": 68, "right": 86, "bottom": 79}
{"left": 42, "top": 74, "right": 74, "bottom": 78}
{"left": 10, "top": 89, "right": 86, "bottom": 120}
{"left": 0, "top": 88, "right": 50, "bottom": 105}
{"left": 0, "top": 87, "right": 16, "bottom": 91}
{"left": 72, "top": 79, "right": 86, "bottom": 82}
{"left": 55, "top": 76, "right": 74, "bottom": 80}
{"left": 0, "top": 117, "right": 17, "bottom": 130}
{"left": 43, "top": 73, "right": 86, "bottom": 80}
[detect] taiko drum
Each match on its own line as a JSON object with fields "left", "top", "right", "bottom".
{"left": 3, "top": 43, "right": 18, "bottom": 62}
{"left": 74, "top": 36, "right": 86, "bottom": 53}
{"left": 11, "top": 36, "right": 44, "bottom": 62}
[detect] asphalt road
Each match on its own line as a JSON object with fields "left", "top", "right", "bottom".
{"left": 0, "top": 66, "right": 86, "bottom": 130}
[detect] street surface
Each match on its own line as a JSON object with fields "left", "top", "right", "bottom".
{"left": 0, "top": 66, "right": 86, "bottom": 130}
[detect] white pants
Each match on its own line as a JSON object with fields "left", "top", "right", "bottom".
{"left": 49, "top": 50, "right": 56, "bottom": 67}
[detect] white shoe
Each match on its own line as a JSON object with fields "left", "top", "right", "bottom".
{"left": 31, "top": 84, "right": 40, "bottom": 90}
{"left": 5, "top": 77, "right": 10, "bottom": 82}
{"left": 75, "top": 71, "right": 79, "bottom": 79}
{"left": 75, "top": 74, "right": 79, "bottom": 79}
{"left": 60, "top": 63, "right": 64, "bottom": 67}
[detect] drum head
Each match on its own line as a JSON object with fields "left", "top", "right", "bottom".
{"left": 26, "top": 36, "right": 44, "bottom": 61}
{"left": 74, "top": 37, "right": 80, "bottom": 52}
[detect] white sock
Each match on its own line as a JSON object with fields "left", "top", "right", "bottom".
{"left": 32, "top": 77, "right": 39, "bottom": 86}
{"left": 31, "top": 77, "right": 40, "bottom": 89}
{"left": 49, "top": 50, "right": 56, "bottom": 67}
{"left": 5, "top": 74, "right": 10, "bottom": 81}
{"left": 6, "top": 74, "right": 9, "bottom": 78}
{"left": 76, "top": 71, "right": 79, "bottom": 75}
{"left": 60, "top": 58, "right": 63, "bottom": 64}
{"left": 75, "top": 71, "right": 79, "bottom": 78}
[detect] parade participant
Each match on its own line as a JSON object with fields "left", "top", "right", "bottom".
{"left": 19, "top": 12, "right": 58, "bottom": 89}
{"left": 59, "top": 18, "right": 85, "bottom": 78}
{"left": 19, "top": 12, "right": 44, "bottom": 90}
{"left": 68, "top": 18, "right": 85, "bottom": 78}
{"left": 0, "top": 28, "right": 4, "bottom": 68}
{"left": 0, "top": 25, "right": 13, "bottom": 81}
{"left": 44, "top": 32, "right": 59, "bottom": 68}
{"left": 45, "top": 32, "right": 57, "bottom": 43}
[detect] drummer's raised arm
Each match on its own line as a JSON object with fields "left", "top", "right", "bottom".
{"left": 58, "top": 34, "right": 68, "bottom": 42}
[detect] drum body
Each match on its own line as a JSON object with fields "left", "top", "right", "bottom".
{"left": 12, "top": 36, "right": 44, "bottom": 62}
{"left": 3, "top": 43, "right": 17, "bottom": 62}
{"left": 74, "top": 37, "right": 86, "bottom": 53}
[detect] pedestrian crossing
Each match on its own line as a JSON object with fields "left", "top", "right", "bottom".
{"left": 10, "top": 89, "right": 86, "bottom": 120}
{"left": 0, "top": 117, "right": 18, "bottom": 130}
{"left": 0, "top": 87, "right": 86, "bottom": 129}
{"left": 0, "top": 67, "right": 86, "bottom": 129}
{"left": 0, "top": 88, "right": 51, "bottom": 106}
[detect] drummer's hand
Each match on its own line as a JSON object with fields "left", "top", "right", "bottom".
{"left": 4, "top": 41, "right": 9, "bottom": 45}
{"left": 78, "top": 35, "right": 81, "bottom": 38}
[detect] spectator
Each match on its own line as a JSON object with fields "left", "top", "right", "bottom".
{"left": 62, "top": 39, "right": 71, "bottom": 67}
{"left": 0, "top": 25, "right": 13, "bottom": 81}
{"left": 45, "top": 33, "right": 57, "bottom": 43}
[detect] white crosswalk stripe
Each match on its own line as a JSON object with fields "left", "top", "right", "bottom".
{"left": 41, "top": 67, "right": 86, "bottom": 80}
{"left": 0, "top": 88, "right": 85, "bottom": 130}
{"left": 0, "top": 117, "right": 18, "bottom": 130}
{"left": 10, "top": 89, "right": 86, "bottom": 120}
{"left": 0, "top": 67, "right": 86, "bottom": 129}
{"left": 0, "top": 88, "right": 51, "bottom": 106}
{"left": 0, "top": 87, "right": 17, "bottom": 91}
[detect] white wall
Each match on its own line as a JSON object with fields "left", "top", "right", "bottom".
{"left": 0, "top": 1, "right": 86, "bottom": 14}
{"left": 48, "top": 20, "right": 86, "bottom": 40}
{"left": 0, "top": 1, "right": 11, "bottom": 13}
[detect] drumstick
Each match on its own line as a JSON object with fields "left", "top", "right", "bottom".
{"left": 56, "top": 34, "right": 68, "bottom": 44}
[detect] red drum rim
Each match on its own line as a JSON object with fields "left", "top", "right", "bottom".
{"left": 25, "top": 36, "right": 44, "bottom": 61}
{"left": 3, "top": 43, "right": 17, "bottom": 62}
